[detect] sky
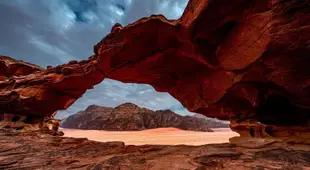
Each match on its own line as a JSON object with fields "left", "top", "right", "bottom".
{"left": 0, "top": 0, "right": 199, "bottom": 119}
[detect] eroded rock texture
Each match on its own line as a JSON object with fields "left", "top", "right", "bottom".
{"left": 0, "top": 0, "right": 309, "bottom": 134}
{"left": 95, "top": 0, "right": 310, "bottom": 126}
{"left": 0, "top": 130, "right": 310, "bottom": 170}
{"left": 0, "top": 55, "right": 104, "bottom": 117}
{"left": 0, "top": 113, "right": 63, "bottom": 136}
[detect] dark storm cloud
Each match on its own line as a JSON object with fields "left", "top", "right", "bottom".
{"left": 121, "top": 0, "right": 187, "bottom": 25}
{"left": 65, "top": 0, "right": 98, "bottom": 23}
{"left": 0, "top": 0, "right": 128, "bottom": 66}
{"left": 0, "top": 0, "right": 202, "bottom": 119}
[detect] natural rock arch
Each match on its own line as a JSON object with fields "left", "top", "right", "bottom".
{"left": 0, "top": 0, "right": 309, "bottom": 137}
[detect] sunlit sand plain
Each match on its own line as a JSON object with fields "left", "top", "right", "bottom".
{"left": 61, "top": 128, "right": 238, "bottom": 145}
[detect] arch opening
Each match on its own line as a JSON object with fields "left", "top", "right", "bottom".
{"left": 55, "top": 79, "right": 196, "bottom": 120}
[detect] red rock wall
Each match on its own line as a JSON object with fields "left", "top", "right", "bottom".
{"left": 0, "top": 56, "right": 104, "bottom": 117}
{"left": 0, "top": 0, "right": 309, "bottom": 127}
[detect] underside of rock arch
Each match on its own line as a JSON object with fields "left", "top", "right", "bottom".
{"left": 0, "top": 0, "right": 309, "bottom": 138}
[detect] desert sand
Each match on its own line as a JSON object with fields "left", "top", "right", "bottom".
{"left": 61, "top": 127, "right": 238, "bottom": 145}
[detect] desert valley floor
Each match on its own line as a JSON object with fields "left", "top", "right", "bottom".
{"left": 62, "top": 128, "right": 237, "bottom": 145}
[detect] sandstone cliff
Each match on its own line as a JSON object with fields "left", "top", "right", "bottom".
{"left": 0, "top": 0, "right": 309, "bottom": 169}
{"left": 61, "top": 103, "right": 216, "bottom": 132}
{"left": 0, "top": 0, "right": 309, "bottom": 141}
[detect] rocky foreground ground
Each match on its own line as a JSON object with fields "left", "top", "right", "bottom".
{"left": 0, "top": 130, "right": 310, "bottom": 170}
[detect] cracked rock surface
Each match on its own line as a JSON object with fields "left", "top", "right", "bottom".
{"left": 0, "top": 130, "right": 310, "bottom": 170}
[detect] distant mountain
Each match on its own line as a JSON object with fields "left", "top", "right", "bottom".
{"left": 191, "top": 114, "right": 229, "bottom": 128}
{"left": 192, "top": 113, "right": 208, "bottom": 119}
{"left": 60, "top": 103, "right": 226, "bottom": 132}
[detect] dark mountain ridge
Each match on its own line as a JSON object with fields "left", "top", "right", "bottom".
{"left": 61, "top": 103, "right": 228, "bottom": 132}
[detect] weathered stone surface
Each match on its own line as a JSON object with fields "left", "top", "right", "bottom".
{"left": 230, "top": 119, "right": 310, "bottom": 138}
{"left": 96, "top": 0, "right": 310, "bottom": 125}
{"left": 0, "top": 0, "right": 309, "bottom": 129}
{"left": 0, "top": 55, "right": 104, "bottom": 118}
{"left": 61, "top": 103, "right": 228, "bottom": 131}
{"left": 0, "top": 56, "right": 43, "bottom": 79}
{"left": 0, "top": 130, "right": 310, "bottom": 170}
{"left": 0, "top": 113, "right": 63, "bottom": 136}
{"left": 229, "top": 118, "right": 310, "bottom": 147}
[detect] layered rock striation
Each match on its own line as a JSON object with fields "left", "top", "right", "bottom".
{"left": 0, "top": 0, "right": 309, "bottom": 140}
{"left": 1, "top": 129, "right": 310, "bottom": 170}
{"left": 61, "top": 103, "right": 219, "bottom": 132}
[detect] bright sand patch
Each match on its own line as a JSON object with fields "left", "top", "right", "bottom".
{"left": 62, "top": 128, "right": 238, "bottom": 146}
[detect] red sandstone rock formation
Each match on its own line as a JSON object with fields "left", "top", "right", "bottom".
{"left": 0, "top": 55, "right": 104, "bottom": 117}
{"left": 60, "top": 103, "right": 225, "bottom": 131}
{"left": 0, "top": 130, "right": 310, "bottom": 170}
{"left": 0, "top": 0, "right": 309, "bottom": 137}
{"left": 1, "top": 129, "right": 310, "bottom": 170}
